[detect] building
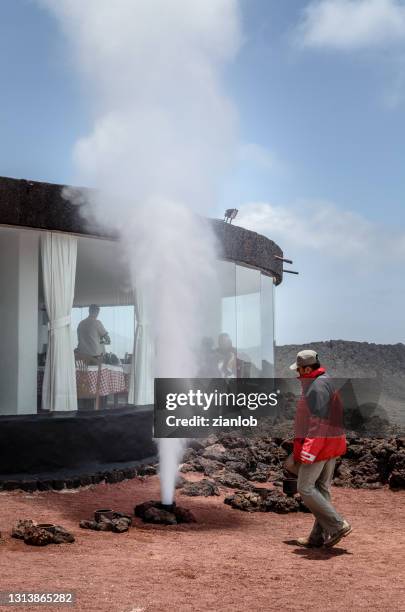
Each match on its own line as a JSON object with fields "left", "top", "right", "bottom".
{"left": 0, "top": 176, "right": 283, "bottom": 486}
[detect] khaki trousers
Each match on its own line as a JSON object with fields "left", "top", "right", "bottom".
{"left": 296, "top": 458, "right": 344, "bottom": 542}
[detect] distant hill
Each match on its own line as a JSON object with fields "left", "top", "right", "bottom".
{"left": 275, "top": 340, "right": 405, "bottom": 377}
{"left": 275, "top": 340, "right": 405, "bottom": 428}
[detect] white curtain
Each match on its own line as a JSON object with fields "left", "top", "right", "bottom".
{"left": 41, "top": 233, "right": 78, "bottom": 412}
{"left": 128, "top": 289, "right": 154, "bottom": 405}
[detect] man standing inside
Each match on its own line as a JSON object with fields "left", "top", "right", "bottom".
{"left": 287, "top": 349, "right": 352, "bottom": 548}
{"left": 77, "top": 304, "right": 110, "bottom": 359}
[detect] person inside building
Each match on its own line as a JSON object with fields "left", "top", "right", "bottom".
{"left": 76, "top": 304, "right": 110, "bottom": 359}
{"left": 285, "top": 349, "right": 352, "bottom": 548}
{"left": 216, "top": 332, "right": 237, "bottom": 378}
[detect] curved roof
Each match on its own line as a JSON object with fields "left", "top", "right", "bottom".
{"left": 0, "top": 176, "right": 283, "bottom": 284}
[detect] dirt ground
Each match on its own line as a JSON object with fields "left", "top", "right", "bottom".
{"left": 0, "top": 475, "right": 404, "bottom": 612}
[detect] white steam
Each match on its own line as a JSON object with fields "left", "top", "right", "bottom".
{"left": 42, "top": 0, "right": 241, "bottom": 504}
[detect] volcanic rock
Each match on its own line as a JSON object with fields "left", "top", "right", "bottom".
{"left": 97, "top": 518, "right": 115, "bottom": 531}
{"left": 181, "top": 479, "right": 220, "bottom": 497}
{"left": 248, "top": 462, "right": 271, "bottom": 482}
{"left": 112, "top": 511, "right": 133, "bottom": 524}
{"left": 224, "top": 488, "right": 305, "bottom": 514}
{"left": 137, "top": 464, "right": 157, "bottom": 476}
{"left": 172, "top": 505, "right": 197, "bottom": 523}
{"left": 79, "top": 511, "right": 132, "bottom": 532}
{"left": 134, "top": 501, "right": 196, "bottom": 525}
{"left": 201, "top": 434, "right": 219, "bottom": 447}
{"left": 202, "top": 443, "right": 228, "bottom": 462}
{"left": 175, "top": 475, "right": 187, "bottom": 489}
{"left": 224, "top": 490, "right": 262, "bottom": 512}
{"left": 23, "top": 526, "right": 55, "bottom": 547}
{"left": 182, "top": 448, "right": 198, "bottom": 463}
{"left": 12, "top": 520, "right": 74, "bottom": 546}
{"left": 388, "top": 450, "right": 405, "bottom": 489}
{"left": 259, "top": 489, "right": 303, "bottom": 514}
{"left": 181, "top": 456, "right": 224, "bottom": 476}
{"left": 111, "top": 518, "right": 131, "bottom": 533}
{"left": 51, "top": 525, "right": 75, "bottom": 544}
{"left": 219, "top": 433, "right": 250, "bottom": 449}
{"left": 12, "top": 519, "right": 35, "bottom": 539}
{"left": 223, "top": 460, "right": 250, "bottom": 478}
{"left": 215, "top": 471, "right": 252, "bottom": 491}
{"left": 143, "top": 507, "right": 178, "bottom": 525}
{"left": 80, "top": 520, "right": 99, "bottom": 530}
{"left": 187, "top": 439, "right": 205, "bottom": 452}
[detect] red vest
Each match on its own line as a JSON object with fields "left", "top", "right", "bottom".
{"left": 293, "top": 368, "right": 346, "bottom": 464}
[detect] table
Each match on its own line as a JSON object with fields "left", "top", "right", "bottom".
{"left": 38, "top": 364, "right": 128, "bottom": 398}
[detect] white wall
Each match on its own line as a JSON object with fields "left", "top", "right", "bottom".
{"left": 0, "top": 229, "right": 38, "bottom": 414}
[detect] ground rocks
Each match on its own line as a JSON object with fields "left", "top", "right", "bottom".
{"left": 51, "top": 525, "right": 76, "bottom": 543}
{"left": 12, "top": 520, "right": 75, "bottom": 546}
{"left": 333, "top": 438, "right": 404, "bottom": 489}
{"left": 224, "top": 488, "right": 306, "bottom": 514}
{"left": 80, "top": 511, "right": 132, "bottom": 533}
{"left": 215, "top": 471, "right": 252, "bottom": 491}
{"left": 12, "top": 519, "right": 35, "bottom": 539}
{"left": 180, "top": 479, "right": 220, "bottom": 497}
{"left": 202, "top": 443, "right": 228, "bottom": 462}
{"left": 137, "top": 464, "right": 157, "bottom": 476}
{"left": 388, "top": 450, "right": 405, "bottom": 489}
{"left": 23, "top": 527, "right": 55, "bottom": 546}
{"left": 179, "top": 434, "right": 405, "bottom": 501}
{"left": 134, "top": 501, "right": 196, "bottom": 525}
{"left": 180, "top": 456, "right": 223, "bottom": 477}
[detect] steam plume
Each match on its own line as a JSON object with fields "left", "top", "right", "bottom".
{"left": 41, "top": 0, "right": 242, "bottom": 504}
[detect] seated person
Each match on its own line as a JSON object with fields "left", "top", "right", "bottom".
{"left": 77, "top": 304, "right": 110, "bottom": 359}
{"left": 216, "top": 332, "right": 237, "bottom": 378}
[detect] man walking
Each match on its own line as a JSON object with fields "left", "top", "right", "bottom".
{"left": 287, "top": 349, "right": 352, "bottom": 548}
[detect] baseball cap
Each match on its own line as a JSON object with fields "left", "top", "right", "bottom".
{"left": 289, "top": 349, "right": 319, "bottom": 371}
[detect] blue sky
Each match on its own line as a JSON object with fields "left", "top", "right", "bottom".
{"left": 2, "top": 0, "right": 404, "bottom": 224}
{"left": 1, "top": 0, "right": 405, "bottom": 344}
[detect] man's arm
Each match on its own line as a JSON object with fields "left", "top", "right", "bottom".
{"left": 306, "top": 380, "right": 332, "bottom": 419}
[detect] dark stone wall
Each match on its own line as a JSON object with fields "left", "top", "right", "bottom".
{"left": 0, "top": 407, "right": 155, "bottom": 476}
{"left": 0, "top": 176, "right": 283, "bottom": 283}
{"left": 0, "top": 176, "right": 101, "bottom": 236}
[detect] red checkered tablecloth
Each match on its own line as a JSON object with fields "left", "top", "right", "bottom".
{"left": 38, "top": 365, "right": 127, "bottom": 397}
{"left": 78, "top": 364, "right": 126, "bottom": 397}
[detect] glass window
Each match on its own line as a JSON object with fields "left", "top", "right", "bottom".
{"left": 72, "top": 236, "right": 135, "bottom": 410}
{"left": 197, "top": 260, "right": 236, "bottom": 378}
{"left": 261, "top": 273, "right": 275, "bottom": 377}
{"left": 236, "top": 264, "right": 262, "bottom": 377}
{"left": 0, "top": 221, "right": 278, "bottom": 416}
{"left": 37, "top": 233, "right": 135, "bottom": 413}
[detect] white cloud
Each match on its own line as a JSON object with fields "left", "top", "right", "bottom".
{"left": 296, "top": 0, "right": 405, "bottom": 50}
{"left": 236, "top": 201, "right": 405, "bottom": 344}
{"left": 236, "top": 200, "right": 405, "bottom": 263}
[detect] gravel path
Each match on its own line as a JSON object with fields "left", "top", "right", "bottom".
{"left": 0, "top": 476, "right": 404, "bottom": 612}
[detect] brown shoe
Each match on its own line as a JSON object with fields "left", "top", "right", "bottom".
{"left": 325, "top": 521, "right": 352, "bottom": 548}
{"left": 296, "top": 537, "right": 324, "bottom": 548}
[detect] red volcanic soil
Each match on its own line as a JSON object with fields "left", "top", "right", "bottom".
{"left": 0, "top": 476, "right": 404, "bottom": 612}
